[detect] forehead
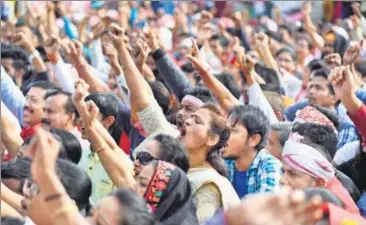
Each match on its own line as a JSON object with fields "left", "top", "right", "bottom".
{"left": 139, "top": 164, "right": 155, "bottom": 179}
{"left": 27, "top": 87, "right": 47, "bottom": 98}
{"left": 194, "top": 108, "right": 212, "bottom": 120}
{"left": 310, "top": 75, "right": 329, "bottom": 85}
{"left": 46, "top": 94, "right": 68, "bottom": 104}
{"left": 277, "top": 51, "right": 292, "bottom": 59}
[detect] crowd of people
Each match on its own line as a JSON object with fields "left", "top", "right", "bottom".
{"left": 1, "top": 1, "right": 366, "bottom": 224}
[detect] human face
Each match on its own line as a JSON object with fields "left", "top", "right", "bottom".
{"left": 45, "top": 95, "right": 73, "bottom": 130}
{"left": 133, "top": 140, "right": 160, "bottom": 178}
{"left": 209, "top": 39, "right": 223, "bottom": 57}
{"left": 295, "top": 39, "right": 310, "bottom": 58}
{"left": 276, "top": 51, "right": 296, "bottom": 74}
{"left": 23, "top": 87, "right": 47, "bottom": 127}
{"left": 322, "top": 40, "right": 334, "bottom": 57}
{"left": 88, "top": 196, "right": 121, "bottom": 225}
{"left": 280, "top": 162, "right": 317, "bottom": 190}
{"left": 133, "top": 164, "right": 155, "bottom": 197}
{"left": 176, "top": 100, "right": 200, "bottom": 128}
{"left": 221, "top": 117, "right": 248, "bottom": 160}
{"left": 179, "top": 108, "right": 214, "bottom": 152}
{"left": 266, "top": 131, "right": 282, "bottom": 161}
{"left": 307, "top": 76, "right": 335, "bottom": 108}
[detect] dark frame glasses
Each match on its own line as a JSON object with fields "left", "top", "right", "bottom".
{"left": 135, "top": 151, "right": 157, "bottom": 165}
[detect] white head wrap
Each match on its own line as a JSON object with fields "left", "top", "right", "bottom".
{"left": 282, "top": 134, "right": 335, "bottom": 182}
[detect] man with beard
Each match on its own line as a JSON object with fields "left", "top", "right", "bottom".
{"left": 222, "top": 105, "right": 282, "bottom": 198}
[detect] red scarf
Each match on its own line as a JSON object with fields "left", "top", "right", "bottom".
{"left": 323, "top": 203, "right": 365, "bottom": 224}
{"left": 326, "top": 177, "right": 360, "bottom": 214}
{"left": 20, "top": 124, "right": 42, "bottom": 140}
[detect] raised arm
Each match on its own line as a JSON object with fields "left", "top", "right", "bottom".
{"left": 109, "top": 24, "right": 154, "bottom": 112}
{"left": 27, "top": 129, "right": 88, "bottom": 225}
{"left": 303, "top": 2, "right": 324, "bottom": 50}
{"left": 72, "top": 79, "right": 135, "bottom": 188}
{"left": 145, "top": 27, "right": 194, "bottom": 101}
{"left": 1, "top": 102, "right": 23, "bottom": 157}
{"left": 329, "top": 66, "right": 366, "bottom": 145}
{"left": 68, "top": 40, "right": 110, "bottom": 93}
{"left": 11, "top": 32, "right": 47, "bottom": 74}
{"left": 186, "top": 38, "right": 240, "bottom": 112}
{"left": 44, "top": 36, "right": 75, "bottom": 93}
{"left": 1, "top": 66, "right": 26, "bottom": 126}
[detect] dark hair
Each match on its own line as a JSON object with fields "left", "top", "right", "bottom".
{"left": 312, "top": 68, "right": 334, "bottom": 95}
{"left": 55, "top": 159, "right": 92, "bottom": 211}
{"left": 154, "top": 134, "right": 190, "bottom": 173}
{"left": 201, "top": 104, "right": 230, "bottom": 177}
{"left": 311, "top": 104, "right": 340, "bottom": 130}
{"left": 23, "top": 81, "right": 61, "bottom": 97}
{"left": 1, "top": 157, "right": 32, "bottom": 193}
{"left": 2, "top": 158, "right": 91, "bottom": 212}
{"left": 263, "top": 91, "right": 285, "bottom": 121}
{"left": 275, "top": 47, "right": 297, "bottom": 61}
{"left": 209, "top": 34, "right": 227, "bottom": 47}
{"left": 111, "top": 188, "right": 156, "bottom": 225}
{"left": 85, "top": 93, "right": 119, "bottom": 119}
{"left": 182, "top": 86, "right": 216, "bottom": 104}
{"left": 85, "top": 93, "right": 121, "bottom": 144}
{"left": 304, "top": 188, "right": 344, "bottom": 208}
{"left": 279, "top": 24, "right": 292, "bottom": 36}
{"left": 45, "top": 90, "right": 79, "bottom": 125}
{"left": 297, "top": 35, "right": 313, "bottom": 50}
{"left": 1, "top": 43, "right": 30, "bottom": 69}
{"left": 215, "top": 73, "right": 241, "bottom": 99}
{"left": 307, "top": 59, "right": 327, "bottom": 73}
{"left": 149, "top": 81, "right": 171, "bottom": 115}
{"left": 181, "top": 62, "right": 195, "bottom": 74}
{"left": 1, "top": 157, "right": 32, "bottom": 179}
{"left": 229, "top": 105, "right": 270, "bottom": 150}
{"left": 254, "top": 63, "right": 281, "bottom": 94}
{"left": 0, "top": 217, "right": 25, "bottom": 225}
{"left": 265, "top": 30, "right": 283, "bottom": 43}
{"left": 22, "top": 128, "right": 82, "bottom": 164}
{"left": 270, "top": 122, "right": 293, "bottom": 147}
{"left": 51, "top": 128, "right": 82, "bottom": 164}
{"left": 293, "top": 123, "right": 337, "bottom": 159}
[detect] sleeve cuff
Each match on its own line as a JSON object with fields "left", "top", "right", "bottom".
{"left": 151, "top": 48, "right": 166, "bottom": 61}
{"left": 348, "top": 104, "right": 366, "bottom": 121}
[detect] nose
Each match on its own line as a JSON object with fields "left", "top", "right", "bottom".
{"left": 279, "top": 174, "right": 288, "bottom": 186}
{"left": 184, "top": 117, "right": 192, "bottom": 127}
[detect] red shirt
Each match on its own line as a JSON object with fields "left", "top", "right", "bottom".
{"left": 348, "top": 104, "right": 366, "bottom": 147}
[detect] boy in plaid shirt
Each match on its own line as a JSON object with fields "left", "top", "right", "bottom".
{"left": 223, "top": 105, "right": 282, "bottom": 198}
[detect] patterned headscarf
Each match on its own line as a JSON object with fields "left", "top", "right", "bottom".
{"left": 143, "top": 161, "right": 199, "bottom": 225}
{"left": 294, "top": 106, "right": 338, "bottom": 134}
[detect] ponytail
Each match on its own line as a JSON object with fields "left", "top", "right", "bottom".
{"left": 207, "top": 150, "right": 228, "bottom": 178}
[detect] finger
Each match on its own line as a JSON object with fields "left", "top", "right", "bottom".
{"left": 191, "top": 38, "right": 200, "bottom": 54}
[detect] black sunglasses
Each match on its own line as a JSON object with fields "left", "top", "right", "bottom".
{"left": 135, "top": 151, "right": 157, "bottom": 165}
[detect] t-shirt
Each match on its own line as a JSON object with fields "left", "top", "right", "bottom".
{"left": 233, "top": 170, "right": 248, "bottom": 198}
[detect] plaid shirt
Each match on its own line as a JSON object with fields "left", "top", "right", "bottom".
{"left": 226, "top": 149, "right": 282, "bottom": 197}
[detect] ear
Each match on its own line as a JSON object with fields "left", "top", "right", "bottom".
{"left": 67, "top": 112, "right": 76, "bottom": 126}
{"left": 102, "top": 116, "right": 115, "bottom": 129}
{"left": 248, "top": 134, "right": 262, "bottom": 148}
{"left": 206, "top": 134, "right": 220, "bottom": 149}
{"left": 274, "top": 111, "right": 284, "bottom": 121}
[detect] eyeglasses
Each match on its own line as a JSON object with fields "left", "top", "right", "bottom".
{"left": 135, "top": 151, "right": 157, "bottom": 165}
